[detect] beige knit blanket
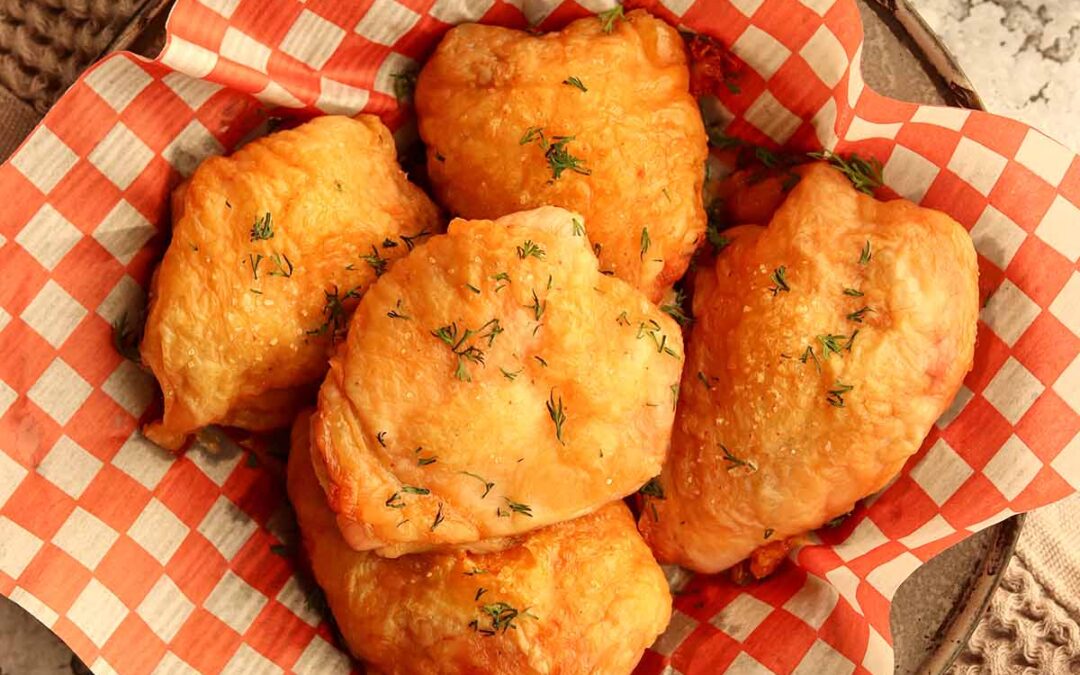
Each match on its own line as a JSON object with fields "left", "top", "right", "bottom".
{"left": 1, "top": 2, "right": 1078, "bottom": 673}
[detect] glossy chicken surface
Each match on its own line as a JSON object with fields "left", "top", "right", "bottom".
{"left": 639, "top": 164, "right": 979, "bottom": 573}
{"left": 311, "top": 207, "right": 683, "bottom": 554}
{"left": 289, "top": 411, "right": 672, "bottom": 675}
{"left": 414, "top": 10, "right": 707, "bottom": 302}
{"left": 140, "top": 115, "right": 440, "bottom": 450}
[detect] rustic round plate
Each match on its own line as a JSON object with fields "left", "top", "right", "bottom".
{"left": 0, "top": 2, "right": 1022, "bottom": 674}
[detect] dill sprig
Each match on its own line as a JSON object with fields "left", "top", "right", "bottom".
{"left": 636, "top": 320, "right": 680, "bottom": 358}
{"left": 470, "top": 602, "right": 536, "bottom": 636}
{"left": 859, "top": 240, "right": 872, "bottom": 265}
{"left": 400, "top": 230, "right": 430, "bottom": 251}
{"left": 546, "top": 390, "right": 566, "bottom": 444}
{"left": 597, "top": 4, "right": 624, "bottom": 33}
{"left": 520, "top": 127, "right": 590, "bottom": 180}
{"left": 843, "top": 287, "right": 863, "bottom": 297}
{"left": 816, "top": 334, "right": 847, "bottom": 359}
{"left": 572, "top": 218, "right": 585, "bottom": 237}
{"left": 500, "top": 367, "right": 522, "bottom": 381}
{"left": 431, "top": 319, "right": 502, "bottom": 381}
{"left": 826, "top": 381, "right": 854, "bottom": 407}
{"left": 387, "top": 299, "right": 410, "bottom": 320}
{"left": 660, "top": 289, "right": 692, "bottom": 326}
{"left": 640, "top": 227, "right": 651, "bottom": 260}
{"left": 563, "top": 76, "right": 587, "bottom": 92}
{"left": 361, "top": 245, "right": 388, "bottom": 277}
{"left": 249, "top": 212, "right": 273, "bottom": 241}
{"left": 504, "top": 498, "right": 534, "bottom": 517}
{"left": 769, "top": 266, "right": 790, "bottom": 295}
{"left": 721, "top": 444, "right": 757, "bottom": 472}
{"left": 461, "top": 472, "right": 494, "bottom": 499}
{"left": 490, "top": 272, "right": 511, "bottom": 292}
{"left": 267, "top": 252, "right": 293, "bottom": 277}
{"left": 846, "top": 306, "right": 873, "bottom": 323}
{"left": 809, "top": 150, "right": 884, "bottom": 195}
{"left": 307, "top": 285, "right": 361, "bottom": 342}
{"left": 527, "top": 289, "right": 546, "bottom": 321}
{"left": 516, "top": 240, "right": 546, "bottom": 260}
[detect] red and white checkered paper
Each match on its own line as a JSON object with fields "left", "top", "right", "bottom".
{"left": 0, "top": 0, "right": 1077, "bottom": 673}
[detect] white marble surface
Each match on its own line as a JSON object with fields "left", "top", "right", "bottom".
{"left": 910, "top": 0, "right": 1080, "bottom": 151}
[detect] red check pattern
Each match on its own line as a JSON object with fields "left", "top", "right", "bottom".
{"left": 0, "top": 0, "right": 1076, "bottom": 673}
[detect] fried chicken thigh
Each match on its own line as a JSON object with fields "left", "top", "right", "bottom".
{"left": 289, "top": 411, "right": 672, "bottom": 675}
{"left": 639, "top": 164, "right": 979, "bottom": 573}
{"left": 140, "top": 115, "right": 440, "bottom": 450}
{"left": 414, "top": 10, "right": 707, "bottom": 301}
{"left": 312, "top": 206, "right": 683, "bottom": 554}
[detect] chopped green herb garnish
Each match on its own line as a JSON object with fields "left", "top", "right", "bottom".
{"left": 400, "top": 230, "right": 430, "bottom": 251}
{"left": 307, "top": 285, "right": 361, "bottom": 341}
{"left": 859, "top": 240, "right": 872, "bottom": 265}
{"left": 516, "top": 240, "right": 546, "bottom": 260}
{"left": 466, "top": 283, "right": 481, "bottom": 294}
{"left": 844, "top": 329, "right": 859, "bottom": 351}
{"left": 816, "top": 334, "right": 846, "bottom": 359}
{"left": 520, "top": 126, "right": 543, "bottom": 145}
{"left": 846, "top": 306, "right": 872, "bottom": 323}
{"left": 504, "top": 498, "right": 533, "bottom": 517}
{"left": 249, "top": 212, "right": 273, "bottom": 241}
{"left": 640, "top": 227, "right": 651, "bottom": 260}
{"left": 248, "top": 253, "right": 263, "bottom": 280}
{"left": 597, "top": 4, "right": 624, "bottom": 33}
{"left": 521, "top": 128, "right": 590, "bottom": 180}
{"left": 527, "top": 289, "right": 546, "bottom": 321}
{"left": 361, "top": 245, "right": 388, "bottom": 277}
{"left": 385, "top": 493, "right": 405, "bottom": 509}
{"left": 431, "top": 503, "right": 444, "bottom": 530}
{"left": 387, "top": 299, "right": 410, "bottom": 320}
{"left": 546, "top": 390, "right": 566, "bottom": 444}
{"left": 843, "top": 287, "right": 864, "bottom": 297}
{"left": 563, "top": 76, "right": 587, "bottom": 92}
{"left": 416, "top": 450, "right": 437, "bottom": 466}
{"left": 809, "top": 150, "right": 883, "bottom": 195}
{"left": 720, "top": 444, "right": 757, "bottom": 472}
{"left": 267, "top": 252, "right": 293, "bottom": 277}
{"left": 616, "top": 311, "right": 631, "bottom": 326}
{"left": 376, "top": 431, "right": 387, "bottom": 446}
{"left": 490, "top": 272, "right": 511, "bottom": 292}
{"left": 764, "top": 528, "right": 775, "bottom": 539}
{"left": 500, "top": 367, "right": 522, "bottom": 381}
{"left": 660, "top": 290, "right": 692, "bottom": 326}
{"left": 769, "top": 266, "right": 790, "bottom": 295}
{"left": 401, "top": 485, "right": 429, "bottom": 495}
{"left": 572, "top": 218, "right": 585, "bottom": 236}
{"left": 382, "top": 238, "right": 398, "bottom": 249}
{"left": 461, "top": 471, "right": 494, "bottom": 499}
{"left": 826, "top": 381, "right": 854, "bottom": 407}
{"left": 800, "top": 346, "right": 821, "bottom": 373}
{"left": 475, "top": 588, "right": 487, "bottom": 601}
{"left": 431, "top": 321, "right": 490, "bottom": 381}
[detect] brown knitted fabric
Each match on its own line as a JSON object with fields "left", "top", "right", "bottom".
{"left": 0, "top": 0, "right": 151, "bottom": 114}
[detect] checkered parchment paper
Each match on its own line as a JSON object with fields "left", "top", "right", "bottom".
{"left": 0, "top": 0, "right": 1077, "bottom": 673}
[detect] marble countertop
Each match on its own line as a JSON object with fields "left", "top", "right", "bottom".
{"left": 910, "top": 0, "right": 1079, "bottom": 151}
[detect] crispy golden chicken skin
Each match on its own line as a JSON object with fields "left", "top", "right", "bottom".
{"left": 289, "top": 411, "right": 672, "bottom": 675}
{"left": 140, "top": 115, "right": 441, "bottom": 450}
{"left": 312, "top": 206, "right": 683, "bottom": 554}
{"left": 639, "top": 164, "right": 979, "bottom": 573}
{"left": 414, "top": 10, "right": 707, "bottom": 302}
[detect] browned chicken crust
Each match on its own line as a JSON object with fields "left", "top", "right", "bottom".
{"left": 639, "top": 164, "right": 979, "bottom": 573}
{"left": 140, "top": 115, "right": 441, "bottom": 450}
{"left": 312, "top": 206, "right": 683, "bottom": 554}
{"left": 289, "top": 410, "right": 672, "bottom": 675}
{"left": 415, "top": 10, "right": 707, "bottom": 302}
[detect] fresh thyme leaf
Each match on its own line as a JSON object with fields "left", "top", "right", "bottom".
{"left": 466, "top": 283, "right": 481, "bottom": 294}
{"left": 546, "top": 390, "right": 566, "bottom": 444}
{"left": 267, "top": 252, "right": 293, "bottom": 277}
{"left": 597, "top": 4, "right": 624, "bottom": 33}
{"left": 249, "top": 212, "right": 273, "bottom": 241}
{"left": 111, "top": 311, "right": 145, "bottom": 365}
{"left": 401, "top": 485, "right": 430, "bottom": 495}
{"left": 516, "top": 240, "right": 546, "bottom": 260}
{"left": 720, "top": 444, "right": 757, "bottom": 472}
{"left": 563, "top": 76, "right": 587, "bottom": 92}
{"left": 843, "top": 287, "right": 864, "bottom": 297}
{"left": 769, "top": 266, "right": 790, "bottom": 295}
{"left": 391, "top": 69, "right": 417, "bottom": 104}
{"left": 248, "top": 253, "right": 263, "bottom": 280}
{"left": 846, "top": 306, "right": 872, "bottom": 323}
{"left": 361, "top": 245, "right": 388, "bottom": 277}
{"left": 400, "top": 230, "right": 431, "bottom": 251}
{"left": 572, "top": 218, "right": 585, "bottom": 236}
{"left": 504, "top": 498, "right": 534, "bottom": 517}
{"left": 376, "top": 431, "right": 387, "bottom": 447}
{"left": 431, "top": 503, "right": 444, "bottom": 530}
{"left": 490, "top": 272, "right": 511, "bottom": 292}
{"left": 639, "top": 476, "right": 665, "bottom": 499}
{"left": 764, "top": 528, "right": 775, "bottom": 539}
{"left": 809, "top": 150, "right": 884, "bottom": 195}
{"left": 816, "top": 333, "right": 847, "bottom": 359}
{"left": 859, "top": 240, "right": 872, "bottom": 265}
{"left": 387, "top": 299, "right": 410, "bottom": 320}
{"left": 527, "top": 289, "right": 546, "bottom": 321}
{"left": 461, "top": 471, "right": 494, "bottom": 499}
{"left": 500, "top": 367, "right": 522, "bottom": 381}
